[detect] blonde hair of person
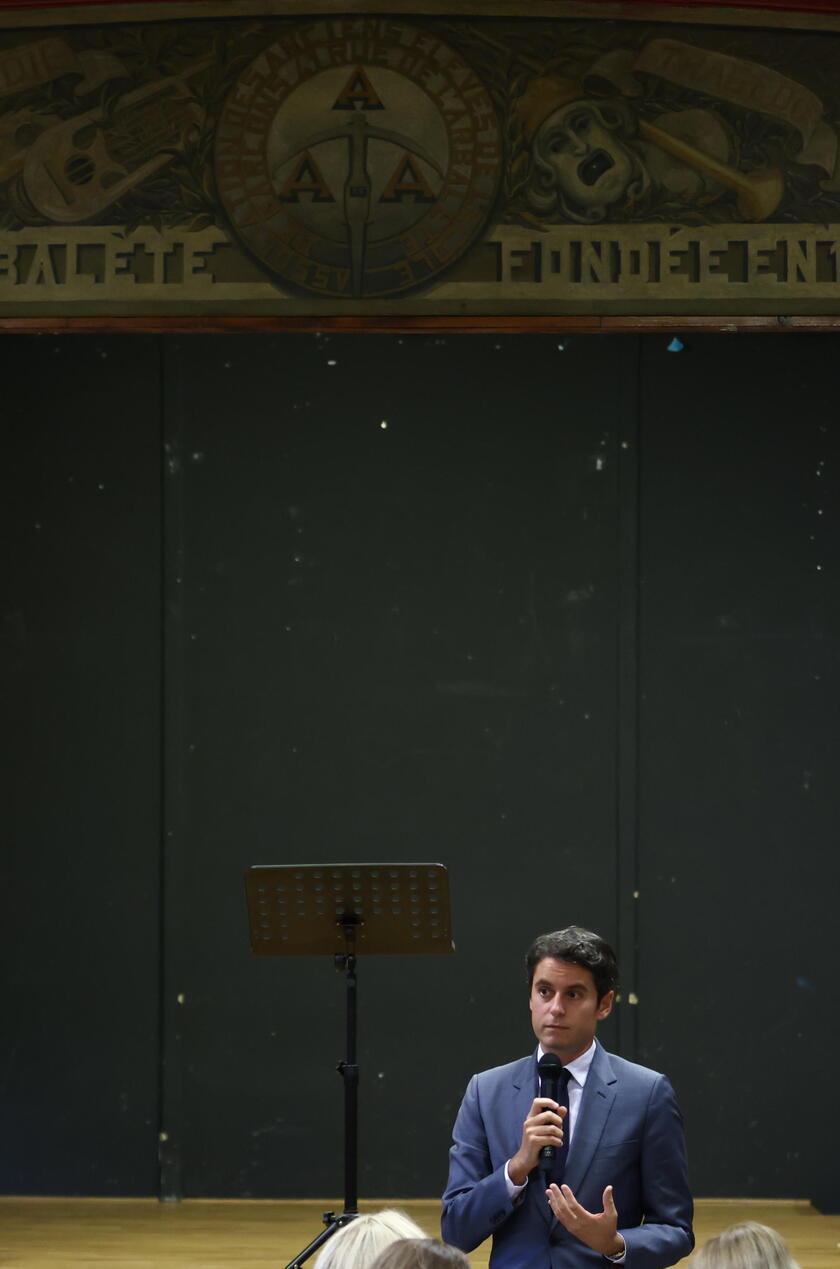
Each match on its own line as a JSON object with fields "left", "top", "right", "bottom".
{"left": 369, "top": 1238, "right": 471, "bottom": 1269}
{"left": 691, "top": 1222, "right": 800, "bottom": 1269}
{"left": 313, "top": 1210, "right": 427, "bottom": 1269}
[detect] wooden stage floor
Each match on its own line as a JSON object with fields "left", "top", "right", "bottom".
{"left": 1, "top": 1198, "right": 838, "bottom": 1269}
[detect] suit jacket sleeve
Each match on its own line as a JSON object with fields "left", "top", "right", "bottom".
{"left": 621, "top": 1073, "right": 694, "bottom": 1269}
{"left": 441, "top": 1073, "right": 520, "bottom": 1253}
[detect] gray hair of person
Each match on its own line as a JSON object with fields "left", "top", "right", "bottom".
{"left": 523, "top": 98, "right": 648, "bottom": 224}
{"left": 313, "top": 1211, "right": 428, "bottom": 1269}
{"left": 368, "top": 1237, "right": 472, "bottom": 1269}
{"left": 690, "top": 1223, "right": 800, "bottom": 1269}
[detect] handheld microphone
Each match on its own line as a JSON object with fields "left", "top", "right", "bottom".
{"left": 537, "top": 1052, "right": 563, "bottom": 1175}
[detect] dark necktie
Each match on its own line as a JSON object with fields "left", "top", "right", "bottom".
{"left": 538, "top": 1061, "right": 572, "bottom": 1187}
{"left": 550, "top": 1067, "right": 571, "bottom": 1185}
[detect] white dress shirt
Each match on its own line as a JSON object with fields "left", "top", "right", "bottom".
{"left": 503, "top": 1041, "right": 626, "bottom": 1262}
{"left": 504, "top": 1039, "right": 596, "bottom": 1197}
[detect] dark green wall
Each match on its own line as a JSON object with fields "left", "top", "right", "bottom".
{"left": 2, "top": 333, "right": 837, "bottom": 1211}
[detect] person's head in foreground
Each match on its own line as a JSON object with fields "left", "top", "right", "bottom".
{"left": 691, "top": 1223, "right": 799, "bottom": 1269}
{"left": 313, "top": 1211, "right": 427, "bottom": 1269}
{"left": 369, "top": 1238, "right": 471, "bottom": 1269}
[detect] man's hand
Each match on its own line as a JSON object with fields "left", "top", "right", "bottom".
{"left": 507, "top": 1098, "right": 567, "bottom": 1187}
{"left": 546, "top": 1182, "right": 625, "bottom": 1258}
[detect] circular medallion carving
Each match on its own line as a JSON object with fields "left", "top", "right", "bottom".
{"left": 215, "top": 20, "right": 502, "bottom": 299}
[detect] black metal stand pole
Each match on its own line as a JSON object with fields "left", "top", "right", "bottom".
{"left": 340, "top": 929, "right": 359, "bottom": 1214}
{"left": 281, "top": 920, "right": 360, "bottom": 1269}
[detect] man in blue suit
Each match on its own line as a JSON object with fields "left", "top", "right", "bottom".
{"left": 442, "top": 927, "right": 693, "bottom": 1269}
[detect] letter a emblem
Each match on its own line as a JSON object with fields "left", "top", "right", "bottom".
{"left": 379, "top": 153, "right": 437, "bottom": 203}
{"left": 332, "top": 66, "right": 384, "bottom": 111}
{"left": 276, "top": 151, "right": 335, "bottom": 203}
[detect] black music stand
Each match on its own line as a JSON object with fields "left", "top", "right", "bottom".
{"left": 244, "top": 863, "right": 454, "bottom": 1269}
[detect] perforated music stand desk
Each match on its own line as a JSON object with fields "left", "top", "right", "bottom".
{"left": 244, "top": 863, "right": 454, "bottom": 1269}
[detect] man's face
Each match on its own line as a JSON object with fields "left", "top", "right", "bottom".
{"left": 529, "top": 957, "right": 613, "bottom": 1062}
{"left": 537, "top": 101, "right": 635, "bottom": 212}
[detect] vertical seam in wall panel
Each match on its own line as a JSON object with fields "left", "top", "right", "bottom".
{"left": 156, "top": 333, "right": 168, "bottom": 1198}
{"left": 615, "top": 337, "right": 641, "bottom": 1062}
{"left": 159, "top": 337, "right": 185, "bottom": 1201}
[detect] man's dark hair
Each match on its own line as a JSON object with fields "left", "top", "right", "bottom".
{"left": 525, "top": 926, "right": 619, "bottom": 1001}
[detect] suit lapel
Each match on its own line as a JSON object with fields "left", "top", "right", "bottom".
{"left": 563, "top": 1042, "right": 617, "bottom": 1194}
{"left": 511, "top": 1051, "right": 539, "bottom": 1150}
